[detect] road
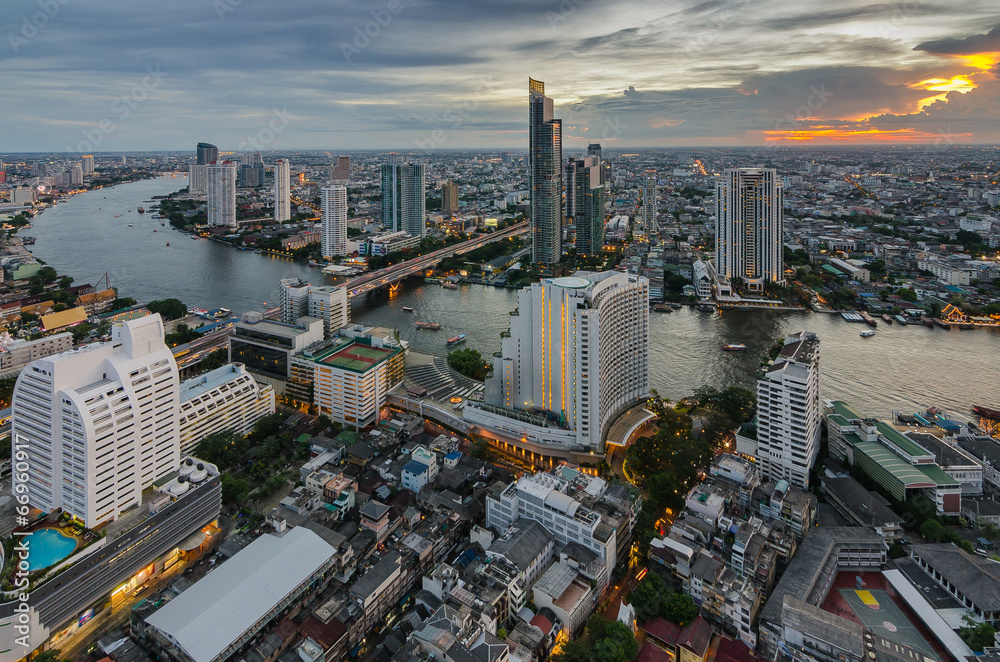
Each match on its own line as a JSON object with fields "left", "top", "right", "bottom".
{"left": 343, "top": 222, "right": 529, "bottom": 299}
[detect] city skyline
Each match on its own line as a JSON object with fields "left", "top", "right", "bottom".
{"left": 2, "top": 0, "right": 998, "bottom": 151}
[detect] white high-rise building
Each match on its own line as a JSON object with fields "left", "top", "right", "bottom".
{"left": 321, "top": 184, "right": 347, "bottom": 258}
{"left": 279, "top": 278, "right": 311, "bottom": 324}
{"left": 279, "top": 279, "right": 348, "bottom": 337}
{"left": 11, "top": 314, "right": 180, "bottom": 528}
{"left": 188, "top": 164, "right": 207, "bottom": 195}
{"left": 754, "top": 331, "right": 821, "bottom": 488}
{"left": 207, "top": 161, "right": 237, "bottom": 228}
{"left": 69, "top": 164, "right": 83, "bottom": 185}
{"left": 307, "top": 285, "right": 349, "bottom": 338}
{"left": 641, "top": 177, "right": 657, "bottom": 233}
{"left": 466, "top": 270, "right": 649, "bottom": 454}
{"left": 12, "top": 187, "right": 35, "bottom": 205}
{"left": 274, "top": 159, "right": 291, "bottom": 222}
{"left": 241, "top": 153, "right": 263, "bottom": 167}
{"left": 715, "top": 167, "right": 784, "bottom": 293}
{"left": 81, "top": 154, "right": 95, "bottom": 174}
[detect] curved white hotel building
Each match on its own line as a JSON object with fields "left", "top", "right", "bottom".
{"left": 465, "top": 270, "right": 649, "bottom": 459}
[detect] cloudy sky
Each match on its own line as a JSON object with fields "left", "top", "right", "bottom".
{"left": 3, "top": 0, "right": 999, "bottom": 152}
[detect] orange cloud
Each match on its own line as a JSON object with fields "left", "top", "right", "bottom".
{"left": 762, "top": 127, "right": 975, "bottom": 144}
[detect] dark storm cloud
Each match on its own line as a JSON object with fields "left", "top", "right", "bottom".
{"left": 2, "top": 0, "right": 999, "bottom": 149}
{"left": 915, "top": 24, "right": 1000, "bottom": 55}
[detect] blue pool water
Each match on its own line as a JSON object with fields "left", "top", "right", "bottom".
{"left": 26, "top": 529, "right": 78, "bottom": 571}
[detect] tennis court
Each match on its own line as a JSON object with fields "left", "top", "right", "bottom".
{"left": 320, "top": 343, "right": 391, "bottom": 371}
{"left": 839, "top": 588, "right": 935, "bottom": 656}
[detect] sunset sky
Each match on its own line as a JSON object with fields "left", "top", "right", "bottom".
{"left": 2, "top": 0, "right": 999, "bottom": 151}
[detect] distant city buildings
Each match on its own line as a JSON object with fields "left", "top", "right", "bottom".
{"left": 467, "top": 270, "right": 649, "bottom": 456}
{"left": 69, "top": 164, "right": 83, "bottom": 185}
{"left": 274, "top": 158, "right": 290, "bottom": 222}
{"left": 206, "top": 161, "right": 237, "bottom": 228}
{"left": 715, "top": 167, "right": 784, "bottom": 293}
{"left": 641, "top": 176, "right": 657, "bottom": 234}
{"left": 81, "top": 154, "right": 94, "bottom": 174}
{"left": 742, "top": 331, "right": 821, "bottom": 488}
{"left": 381, "top": 161, "right": 426, "bottom": 237}
{"left": 441, "top": 180, "right": 460, "bottom": 216}
{"left": 12, "top": 314, "right": 180, "bottom": 527}
{"left": 321, "top": 184, "right": 347, "bottom": 258}
{"left": 529, "top": 78, "right": 562, "bottom": 265}
{"left": 331, "top": 155, "right": 351, "bottom": 184}
{"left": 196, "top": 141, "right": 219, "bottom": 165}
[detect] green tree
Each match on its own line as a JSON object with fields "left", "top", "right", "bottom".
{"left": 898, "top": 288, "right": 917, "bottom": 303}
{"left": 553, "top": 638, "right": 594, "bottom": 662}
{"left": 961, "top": 614, "right": 998, "bottom": 652}
{"left": 195, "top": 429, "right": 246, "bottom": 469}
{"left": 250, "top": 412, "right": 284, "bottom": 440}
{"left": 448, "top": 348, "right": 489, "bottom": 381}
{"left": 220, "top": 473, "right": 250, "bottom": 505}
{"left": 919, "top": 519, "right": 946, "bottom": 541}
{"left": 662, "top": 592, "right": 699, "bottom": 626}
{"left": 146, "top": 298, "right": 188, "bottom": 320}
{"left": 629, "top": 572, "right": 669, "bottom": 623}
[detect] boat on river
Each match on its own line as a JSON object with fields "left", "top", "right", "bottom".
{"left": 447, "top": 334, "right": 466, "bottom": 347}
{"left": 722, "top": 344, "right": 747, "bottom": 351}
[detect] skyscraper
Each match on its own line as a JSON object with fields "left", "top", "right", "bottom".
{"left": 278, "top": 278, "right": 348, "bottom": 338}
{"left": 70, "top": 164, "right": 83, "bottom": 185}
{"left": 468, "top": 271, "right": 648, "bottom": 453}
{"left": 587, "top": 143, "right": 602, "bottom": 158}
{"left": 641, "top": 176, "right": 657, "bottom": 234}
{"left": 274, "top": 159, "right": 291, "bottom": 222}
{"left": 381, "top": 161, "right": 426, "bottom": 237}
{"left": 188, "top": 164, "right": 207, "bottom": 195}
{"left": 279, "top": 278, "right": 311, "bottom": 324}
{"left": 11, "top": 314, "right": 180, "bottom": 527}
{"left": 207, "top": 161, "right": 237, "bottom": 228}
{"left": 81, "top": 154, "right": 94, "bottom": 174}
{"left": 197, "top": 142, "right": 219, "bottom": 165}
{"left": 529, "top": 78, "right": 563, "bottom": 265}
{"left": 321, "top": 184, "right": 347, "bottom": 258}
{"left": 715, "top": 167, "right": 784, "bottom": 293}
{"left": 753, "top": 331, "right": 821, "bottom": 488}
{"left": 331, "top": 155, "right": 351, "bottom": 184}
{"left": 572, "top": 156, "right": 606, "bottom": 256}
{"left": 241, "top": 152, "right": 263, "bottom": 167}
{"left": 441, "top": 180, "right": 459, "bottom": 216}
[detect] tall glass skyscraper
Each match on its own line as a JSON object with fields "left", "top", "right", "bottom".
{"left": 321, "top": 184, "right": 347, "bottom": 258}
{"left": 196, "top": 142, "right": 219, "bottom": 166}
{"left": 381, "top": 161, "right": 426, "bottom": 237}
{"left": 715, "top": 167, "right": 784, "bottom": 293}
{"left": 572, "top": 156, "right": 606, "bottom": 256}
{"left": 529, "top": 78, "right": 562, "bottom": 265}
{"left": 274, "top": 159, "right": 291, "bottom": 222}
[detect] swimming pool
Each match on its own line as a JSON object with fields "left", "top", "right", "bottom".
{"left": 26, "top": 528, "right": 78, "bottom": 571}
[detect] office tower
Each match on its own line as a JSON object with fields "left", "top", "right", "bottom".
{"left": 280, "top": 278, "right": 311, "bottom": 323}
{"left": 11, "top": 314, "right": 180, "bottom": 528}
{"left": 197, "top": 142, "right": 219, "bottom": 165}
{"left": 321, "top": 184, "right": 347, "bottom": 258}
{"left": 441, "top": 180, "right": 459, "bottom": 216}
{"left": 641, "top": 176, "right": 657, "bottom": 233}
{"left": 207, "top": 161, "right": 237, "bottom": 228}
{"left": 587, "top": 143, "right": 602, "bottom": 158}
{"left": 238, "top": 164, "right": 263, "bottom": 187}
{"left": 755, "top": 331, "right": 821, "bottom": 488}
{"left": 12, "top": 187, "right": 35, "bottom": 205}
{"left": 563, "top": 161, "right": 577, "bottom": 220}
{"left": 331, "top": 155, "right": 351, "bottom": 184}
{"left": 69, "top": 164, "right": 83, "bottom": 185}
{"left": 528, "top": 78, "right": 563, "bottom": 265}
{"left": 501, "top": 151, "right": 514, "bottom": 165}
{"left": 572, "top": 156, "right": 606, "bottom": 256}
{"left": 81, "top": 154, "right": 94, "bottom": 174}
{"left": 241, "top": 152, "right": 263, "bottom": 167}
{"left": 381, "top": 161, "right": 426, "bottom": 237}
{"left": 307, "top": 285, "right": 349, "bottom": 338}
{"left": 188, "top": 164, "right": 207, "bottom": 195}
{"left": 469, "top": 270, "right": 648, "bottom": 453}
{"left": 715, "top": 167, "right": 784, "bottom": 292}
{"left": 274, "top": 159, "right": 291, "bottom": 222}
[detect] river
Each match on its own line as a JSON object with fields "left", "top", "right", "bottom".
{"left": 22, "top": 175, "right": 1000, "bottom": 421}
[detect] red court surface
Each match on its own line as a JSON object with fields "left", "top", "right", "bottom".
{"left": 820, "top": 571, "right": 949, "bottom": 661}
